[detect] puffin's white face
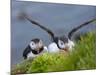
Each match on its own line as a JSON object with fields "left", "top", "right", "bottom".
{"left": 58, "top": 39, "right": 75, "bottom": 51}
{"left": 29, "top": 41, "right": 36, "bottom": 50}
{"left": 58, "top": 40, "right": 66, "bottom": 49}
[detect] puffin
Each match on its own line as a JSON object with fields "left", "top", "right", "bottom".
{"left": 23, "top": 38, "right": 48, "bottom": 59}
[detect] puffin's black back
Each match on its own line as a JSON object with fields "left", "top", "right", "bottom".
{"left": 23, "top": 45, "right": 31, "bottom": 59}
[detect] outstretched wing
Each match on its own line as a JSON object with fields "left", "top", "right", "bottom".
{"left": 68, "top": 18, "right": 96, "bottom": 40}
{"left": 21, "top": 13, "right": 55, "bottom": 41}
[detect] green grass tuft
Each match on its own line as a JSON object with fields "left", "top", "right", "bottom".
{"left": 11, "top": 32, "right": 96, "bottom": 75}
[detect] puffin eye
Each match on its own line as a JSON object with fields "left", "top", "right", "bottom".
{"left": 59, "top": 40, "right": 64, "bottom": 45}
{"left": 30, "top": 41, "right": 35, "bottom": 47}
{"left": 31, "top": 42, "right": 34, "bottom": 46}
{"left": 32, "top": 42, "right": 34, "bottom": 45}
{"left": 61, "top": 42, "right": 64, "bottom": 45}
{"left": 58, "top": 40, "right": 64, "bottom": 46}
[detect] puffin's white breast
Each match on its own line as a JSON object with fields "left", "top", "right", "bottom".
{"left": 48, "top": 42, "right": 60, "bottom": 53}
{"left": 27, "top": 51, "right": 37, "bottom": 59}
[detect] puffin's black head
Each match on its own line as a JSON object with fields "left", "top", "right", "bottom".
{"left": 29, "top": 38, "right": 43, "bottom": 51}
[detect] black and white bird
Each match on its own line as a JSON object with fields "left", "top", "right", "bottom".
{"left": 21, "top": 13, "right": 96, "bottom": 53}
{"left": 23, "top": 38, "right": 48, "bottom": 59}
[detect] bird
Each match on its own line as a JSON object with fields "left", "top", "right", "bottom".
{"left": 21, "top": 13, "right": 96, "bottom": 53}
{"left": 23, "top": 38, "right": 48, "bottom": 59}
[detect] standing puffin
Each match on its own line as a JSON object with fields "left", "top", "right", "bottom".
{"left": 21, "top": 13, "right": 95, "bottom": 53}
{"left": 23, "top": 38, "right": 48, "bottom": 59}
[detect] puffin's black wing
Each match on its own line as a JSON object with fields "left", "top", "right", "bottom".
{"left": 23, "top": 46, "right": 31, "bottom": 59}
{"left": 68, "top": 18, "right": 96, "bottom": 40}
{"left": 21, "top": 13, "right": 55, "bottom": 41}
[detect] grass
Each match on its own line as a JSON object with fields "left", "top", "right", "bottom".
{"left": 11, "top": 32, "right": 96, "bottom": 75}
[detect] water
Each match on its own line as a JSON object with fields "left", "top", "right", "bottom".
{"left": 11, "top": 1, "right": 96, "bottom": 65}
